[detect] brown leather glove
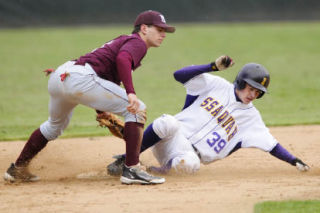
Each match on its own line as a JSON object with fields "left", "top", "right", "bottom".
{"left": 96, "top": 112, "right": 124, "bottom": 139}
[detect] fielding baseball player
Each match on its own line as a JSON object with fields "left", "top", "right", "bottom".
{"left": 4, "top": 10, "right": 175, "bottom": 185}
{"left": 107, "top": 56, "right": 310, "bottom": 175}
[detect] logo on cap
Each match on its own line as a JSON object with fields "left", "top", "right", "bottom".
{"left": 159, "top": 14, "right": 166, "bottom": 23}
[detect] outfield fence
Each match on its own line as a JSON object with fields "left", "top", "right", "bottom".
{"left": 0, "top": 0, "right": 320, "bottom": 28}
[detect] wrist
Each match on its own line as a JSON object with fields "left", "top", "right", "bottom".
{"left": 210, "top": 62, "right": 219, "bottom": 71}
{"left": 291, "top": 158, "right": 298, "bottom": 166}
{"left": 126, "top": 91, "right": 136, "bottom": 95}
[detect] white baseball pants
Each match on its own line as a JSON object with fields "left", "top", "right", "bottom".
{"left": 151, "top": 114, "right": 200, "bottom": 174}
{"left": 40, "top": 61, "right": 145, "bottom": 141}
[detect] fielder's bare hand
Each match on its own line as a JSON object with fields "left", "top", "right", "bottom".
{"left": 213, "top": 55, "right": 234, "bottom": 71}
{"left": 127, "top": 93, "right": 140, "bottom": 114}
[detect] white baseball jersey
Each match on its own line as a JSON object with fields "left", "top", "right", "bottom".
{"left": 174, "top": 73, "right": 277, "bottom": 164}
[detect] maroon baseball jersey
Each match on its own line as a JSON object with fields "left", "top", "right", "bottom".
{"left": 75, "top": 33, "right": 147, "bottom": 85}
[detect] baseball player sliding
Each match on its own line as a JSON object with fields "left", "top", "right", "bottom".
{"left": 107, "top": 55, "right": 310, "bottom": 175}
{"left": 4, "top": 10, "right": 175, "bottom": 185}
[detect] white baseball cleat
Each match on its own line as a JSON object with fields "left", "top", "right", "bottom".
{"left": 120, "top": 164, "right": 165, "bottom": 185}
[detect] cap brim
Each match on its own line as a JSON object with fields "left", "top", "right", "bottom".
{"left": 154, "top": 23, "right": 176, "bottom": 33}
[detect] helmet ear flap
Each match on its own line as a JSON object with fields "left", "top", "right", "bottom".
{"left": 236, "top": 79, "right": 246, "bottom": 90}
{"left": 257, "top": 91, "right": 265, "bottom": 99}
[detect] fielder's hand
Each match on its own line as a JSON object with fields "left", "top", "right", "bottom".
{"left": 212, "top": 55, "right": 234, "bottom": 71}
{"left": 293, "top": 158, "right": 310, "bottom": 172}
{"left": 127, "top": 93, "right": 140, "bottom": 114}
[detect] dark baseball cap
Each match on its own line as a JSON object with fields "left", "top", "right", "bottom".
{"left": 134, "top": 10, "right": 175, "bottom": 33}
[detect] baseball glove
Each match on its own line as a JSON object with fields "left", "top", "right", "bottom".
{"left": 96, "top": 112, "right": 124, "bottom": 139}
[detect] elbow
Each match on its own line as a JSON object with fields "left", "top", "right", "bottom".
{"left": 173, "top": 70, "right": 184, "bottom": 82}
{"left": 173, "top": 70, "right": 179, "bottom": 80}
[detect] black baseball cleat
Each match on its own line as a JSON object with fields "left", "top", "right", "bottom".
{"left": 107, "top": 155, "right": 125, "bottom": 176}
{"left": 3, "top": 163, "right": 40, "bottom": 182}
{"left": 120, "top": 164, "right": 165, "bottom": 185}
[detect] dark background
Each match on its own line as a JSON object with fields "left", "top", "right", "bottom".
{"left": 1, "top": 0, "right": 320, "bottom": 28}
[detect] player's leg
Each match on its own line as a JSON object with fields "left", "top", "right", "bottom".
{"left": 106, "top": 121, "right": 163, "bottom": 176}
{"left": 74, "top": 73, "right": 164, "bottom": 184}
{"left": 18, "top": 64, "right": 77, "bottom": 164}
{"left": 107, "top": 114, "right": 182, "bottom": 175}
{"left": 152, "top": 138, "right": 200, "bottom": 174}
{"left": 14, "top": 98, "right": 75, "bottom": 168}
{"left": 73, "top": 74, "right": 146, "bottom": 164}
{"left": 106, "top": 114, "right": 200, "bottom": 174}
{"left": 4, "top": 63, "right": 77, "bottom": 182}
{"left": 151, "top": 115, "right": 200, "bottom": 174}
{"left": 169, "top": 151, "right": 201, "bottom": 174}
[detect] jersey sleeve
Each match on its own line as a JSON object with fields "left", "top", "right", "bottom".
{"left": 184, "top": 73, "right": 229, "bottom": 96}
{"left": 116, "top": 51, "right": 135, "bottom": 94}
{"left": 119, "top": 38, "right": 147, "bottom": 69}
{"left": 241, "top": 110, "right": 278, "bottom": 152}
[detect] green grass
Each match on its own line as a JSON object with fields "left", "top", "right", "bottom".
{"left": 254, "top": 200, "right": 320, "bottom": 213}
{"left": 1, "top": 22, "right": 320, "bottom": 140}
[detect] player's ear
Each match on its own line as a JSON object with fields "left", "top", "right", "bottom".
{"left": 140, "top": 24, "right": 149, "bottom": 35}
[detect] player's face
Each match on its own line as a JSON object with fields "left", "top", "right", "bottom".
{"left": 237, "top": 84, "right": 261, "bottom": 104}
{"left": 141, "top": 25, "right": 166, "bottom": 48}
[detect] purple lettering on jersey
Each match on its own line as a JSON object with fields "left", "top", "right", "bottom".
{"left": 207, "top": 132, "right": 221, "bottom": 147}
{"left": 227, "top": 126, "right": 238, "bottom": 141}
{"left": 75, "top": 33, "right": 147, "bottom": 85}
{"left": 217, "top": 111, "right": 229, "bottom": 124}
{"left": 214, "top": 139, "right": 227, "bottom": 154}
{"left": 210, "top": 105, "right": 223, "bottom": 117}
{"left": 221, "top": 116, "right": 234, "bottom": 128}
{"left": 206, "top": 131, "right": 227, "bottom": 154}
{"left": 225, "top": 121, "right": 235, "bottom": 134}
{"left": 200, "top": 97, "right": 213, "bottom": 107}
{"left": 201, "top": 96, "right": 239, "bottom": 142}
{"left": 205, "top": 101, "right": 219, "bottom": 111}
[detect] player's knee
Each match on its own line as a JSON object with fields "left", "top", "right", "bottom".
{"left": 136, "top": 101, "right": 147, "bottom": 124}
{"left": 152, "top": 114, "right": 179, "bottom": 139}
{"left": 40, "top": 119, "right": 70, "bottom": 141}
{"left": 138, "top": 100, "right": 146, "bottom": 111}
{"left": 40, "top": 123, "right": 62, "bottom": 141}
{"left": 123, "top": 100, "right": 147, "bottom": 124}
{"left": 171, "top": 152, "right": 200, "bottom": 174}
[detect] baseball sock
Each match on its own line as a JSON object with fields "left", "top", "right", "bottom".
{"left": 124, "top": 122, "right": 144, "bottom": 167}
{"left": 117, "top": 123, "right": 161, "bottom": 160}
{"left": 15, "top": 128, "right": 48, "bottom": 167}
{"left": 140, "top": 123, "right": 161, "bottom": 153}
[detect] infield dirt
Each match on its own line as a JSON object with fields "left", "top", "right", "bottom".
{"left": 1, "top": 125, "right": 319, "bottom": 213}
